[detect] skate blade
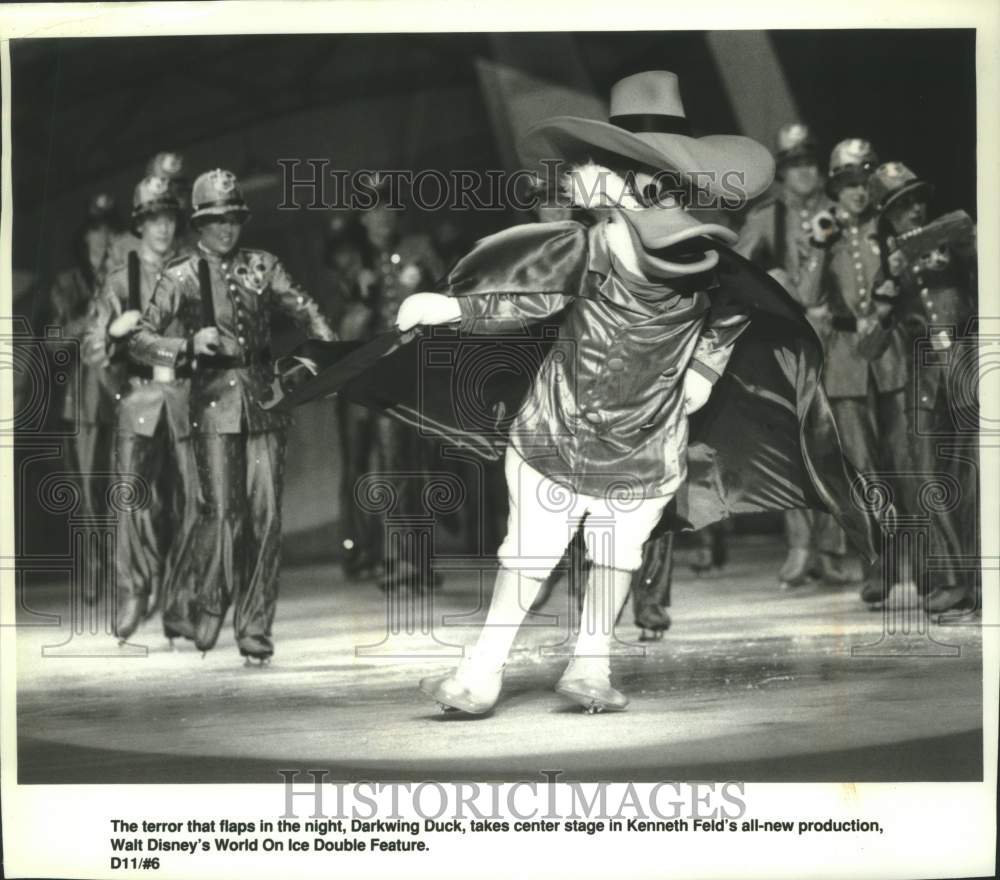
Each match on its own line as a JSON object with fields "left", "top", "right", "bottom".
{"left": 638, "top": 629, "right": 664, "bottom": 642}
{"left": 419, "top": 682, "right": 494, "bottom": 716}
{"left": 555, "top": 683, "right": 628, "bottom": 714}
{"left": 242, "top": 656, "right": 271, "bottom": 668}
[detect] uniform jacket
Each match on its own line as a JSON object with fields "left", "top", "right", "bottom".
{"left": 797, "top": 213, "right": 908, "bottom": 398}
{"left": 85, "top": 248, "right": 193, "bottom": 438}
{"left": 875, "top": 229, "right": 977, "bottom": 408}
{"left": 50, "top": 266, "right": 116, "bottom": 426}
{"left": 453, "top": 221, "right": 749, "bottom": 498}
{"left": 735, "top": 189, "right": 827, "bottom": 303}
{"left": 130, "top": 245, "right": 336, "bottom": 434}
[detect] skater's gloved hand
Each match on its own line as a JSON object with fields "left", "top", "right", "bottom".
{"left": 193, "top": 327, "right": 220, "bottom": 356}
{"left": 395, "top": 292, "right": 462, "bottom": 331}
{"left": 108, "top": 309, "right": 142, "bottom": 340}
{"left": 683, "top": 370, "right": 712, "bottom": 414}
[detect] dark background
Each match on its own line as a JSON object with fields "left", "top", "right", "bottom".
{"left": 6, "top": 30, "right": 978, "bottom": 559}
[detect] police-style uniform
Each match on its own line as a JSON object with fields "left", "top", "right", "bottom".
{"left": 129, "top": 170, "right": 336, "bottom": 659}
{"left": 735, "top": 123, "right": 846, "bottom": 585}
{"left": 798, "top": 141, "right": 913, "bottom": 596}
{"left": 85, "top": 175, "right": 199, "bottom": 641}
{"left": 866, "top": 162, "right": 979, "bottom": 612}
{"left": 50, "top": 194, "right": 120, "bottom": 574}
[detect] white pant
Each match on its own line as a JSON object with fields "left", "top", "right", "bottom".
{"left": 496, "top": 447, "right": 674, "bottom": 576}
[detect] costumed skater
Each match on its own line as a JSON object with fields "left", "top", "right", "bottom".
{"left": 863, "top": 161, "right": 979, "bottom": 614}
{"left": 129, "top": 169, "right": 336, "bottom": 663}
{"left": 395, "top": 72, "right": 881, "bottom": 714}
{"left": 84, "top": 174, "right": 199, "bottom": 644}
{"left": 798, "top": 140, "right": 913, "bottom": 603}
{"left": 50, "top": 193, "right": 123, "bottom": 601}
{"left": 264, "top": 72, "right": 884, "bottom": 712}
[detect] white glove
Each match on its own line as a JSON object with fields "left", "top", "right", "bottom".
{"left": 395, "top": 292, "right": 462, "bottom": 331}
{"left": 683, "top": 369, "right": 713, "bottom": 414}
{"left": 108, "top": 309, "right": 142, "bottom": 339}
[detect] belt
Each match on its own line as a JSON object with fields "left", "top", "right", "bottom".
{"left": 831, "top": 315, "right": 858, "bottom": 332}
{"left": 197, "top": 349, "right": 272, "bottom": 370}
{"left": 127, "top": 362, "right": 193, "bottom": 380}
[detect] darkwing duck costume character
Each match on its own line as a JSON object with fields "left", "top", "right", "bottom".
{"left": 266, "top": 72, "right": 884, "bottom": 713}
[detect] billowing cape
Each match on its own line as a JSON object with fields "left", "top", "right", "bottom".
{"left": 268, "top": 223, "right": 885, "bottom": 562}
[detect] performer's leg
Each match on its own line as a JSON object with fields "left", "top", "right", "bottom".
{"left": 631, "top": 532, "right": 674, "bottom": 639}
{"left": 824, "top": 395, "right": 876, "bottom": 589}
{"left": 161, "top": 432, "right": 201, "bottom": 640}
{"left": 420, "top": 448, "right": 580, "bottom": 713}
{"left": 189, "top": 432, "right": 246, "bottom": 653}
{"left": 233, "top": 430, "right": 286, "bottom": 660}
{"left": 113, "top": 427, "right": 164, "bottom": 641}
{"left": 557, "top": 492, "right": 669, "bottom": 712}
{"left": 779, "top": 508, "right": 814, "bottom": 589}
{"left": 923, "top": 386, "right": 978, "bottom": 613}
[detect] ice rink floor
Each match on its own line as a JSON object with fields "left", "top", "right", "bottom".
{"left": 15, "top": 539, "right": 983, "bottom": 783}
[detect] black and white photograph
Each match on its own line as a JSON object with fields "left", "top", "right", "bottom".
{"left": 1, "top": 2, "right": 997, "bottom": 878}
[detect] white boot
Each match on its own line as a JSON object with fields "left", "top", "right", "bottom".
{"left": 556, "top": 565, "right": 633, "bottom": 713}
{"left": 420, "top": 566, "right": 544, "bottom": 715}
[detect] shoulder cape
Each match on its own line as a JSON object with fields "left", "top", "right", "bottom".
{"left": 267, "top": 221, "right": 885, "bottom": 562}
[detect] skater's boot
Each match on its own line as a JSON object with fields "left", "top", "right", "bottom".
{"left": 162, "top": 598, "right": 196, "bottom": 642}
{"left": 633, "top": 603, "right": 671, "bottom": 641}
{"left": 556, "top": 659, "right": 629, "bottom": 713}
{"left": 419, "top": 566, "right": 545, "bottom": 715}
{"left": 420, "top": 654, "right": 505, "bottom": 715}
{"left": 859, "top": 558, "right": 890, "bottom": 605}
{"left": 194, "top": 608, "right": 225, "bottom": 655}
{"left": 238, "top": 634, "right": 274, "bottom": 665}
{"left": 924, "top": 584, "right": 976, "bottom": 615}
{"left": 814, "top": 552, "right": 854, "bottom": 586}
{"left": 778, "top": 547, "right": 812, "bottom": 590}
{"left": 558, "top": 565, "right": 633, "bottom": 713}
{"left": 115, "top": 593, "right": 147, "bottom": 644}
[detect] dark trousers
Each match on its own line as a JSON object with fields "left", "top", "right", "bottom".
{"left": 66, "top": 422, "right": 114, "bottom": 600}
{"left": 180, "top": 430, "right": 287, "bottom": 640}
{"left": 114, "top": 416, "right": 200, "bottom": 624}
{"left": 906, "top": 373, "right": 979, "bottom": 594}
{"left": 829, "top": 384, "right": 912, "bottom": 584}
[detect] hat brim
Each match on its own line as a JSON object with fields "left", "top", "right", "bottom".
{"left": 520, "top": 116, "right": 774, "bottom": 203}
{"left": 191, "top": 205, "right": 251, "bottom": 221}
{"left": 826, "top": 168, "right": 871, "bottom": 199}
{"left": 878, "top": 180, "right": 933, "bottom": 215}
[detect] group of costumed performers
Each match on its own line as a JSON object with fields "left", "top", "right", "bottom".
{"left": 266, "top": 71, "right": 885, "bottom": 713}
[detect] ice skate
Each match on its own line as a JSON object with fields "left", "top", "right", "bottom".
{"left": 419, "top": 656, "right": 505, "bottom": 715}
{"left": 115, "top": 594, "right": 147, "bottom": 645}
{"left": 238, "top": 634, "right": 274, "bottom": 665}
{"left": 555, "top": 662, "right": 628, "bottom": 714}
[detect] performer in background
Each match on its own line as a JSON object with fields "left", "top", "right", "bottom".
{"left": 324, "top": 213, "right": 382, "bottom": 579}
{"left": 84, "top": 174, "right": 198, "bottom": 644}
{"left": 107, "top": 152, "right": 191, "bottom": 269}
{"left": 50, "top": 193, "right": 123, "bottom": 598}
{"left": 130, "top": 169, "right": 336, "bottom": 662}
{"left": 798, "top": 140, "right": 911, "bottom": 602}
{"left": 737, "top": 123, "right": 851, "bottom": 590}
{"left": 864, "top": 161, "right": 979, "bottom": 614}
{"left": 358, "top": 201, "right": 445, "bottom": 592}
